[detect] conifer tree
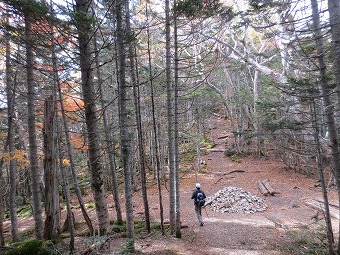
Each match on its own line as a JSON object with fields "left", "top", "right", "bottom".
{"left": 74, "top": 0, "right": 109, "bottom": 235}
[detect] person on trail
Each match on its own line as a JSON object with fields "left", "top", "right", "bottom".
{"left": 191, "top": 183, "right": 206, "bottom": 226}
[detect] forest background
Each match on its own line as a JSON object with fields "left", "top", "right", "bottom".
{"left": 1, "top": 0, "right": 340, "bottom": 254}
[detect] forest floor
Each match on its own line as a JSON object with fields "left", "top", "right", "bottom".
{"left": 3, "top": 116, "right": 339, "bottom": 255}
{"left": 104, "top": 116, "right": 339, "bottom": 255}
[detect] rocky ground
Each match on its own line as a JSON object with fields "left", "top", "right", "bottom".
{"left": 207, "top": 186, "right": 267, "bottom": 213}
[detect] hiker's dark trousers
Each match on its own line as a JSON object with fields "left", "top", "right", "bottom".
{"left": 195, "top": 204, "right": 203, "bottom": 224}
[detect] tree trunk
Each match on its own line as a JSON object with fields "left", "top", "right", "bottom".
{"left": 47, "top": 5, "right": 74, "bottom": 248}
{"left": 43, "top": 96, "right": 61, "bottom": 240}
{"left": 56, "top": 65, "right": 94, "bottom": 235}
{"left": 195, "top": 109, "right": 201, "bottom": 181}
{"left": 75, "top": 0, "right": 109, "bottom": 235}
{"left": 57, "top": 124, "right": 75, "bottom": 252}
{"left": 328, "top": 0, "right": 340, "bottom": 114}
{"left": 48, "top": 1, "right": 94, "bottom": 235}
{"left": 311, "top": 0, "right": 339, "bottom": 253}
{"left": 132, "top": 58, "right": 151, "bottom": 233}
{"left": 127, "top": 13, "right": 151, "bottom": 233}
{"left": 6, "top": 6, "right": 18, "bottom": 242}
{"left": 56, "top": 48, "right": 94, "bottom": 237}
{"left": 0, "top": 154, "right": 4, "bottom": 245}
{"left": 251, "top": 69, "right": 261, "bottom": 154}
{"left": 94, "top": 35, "right": 123, "bottom": 225}
{"left": 146, "top": 1, "right": 165, "bottom": 233}
{"left": 0, "top": 170, "right": 3, "bottom": 245}
{"left": 311, "top": 100, "right": 335, "bottom": 255}
{"left": 173, "top": 3, "right": 181, "bottom": 237}
{"left": 25, "top": 13, "right": 43, "bottom": 239}
{"left": 116, "top": 0, "right": 135, "bottom": 251}
{"left": 165, "top": 0, "right": 176, "bottom": 233}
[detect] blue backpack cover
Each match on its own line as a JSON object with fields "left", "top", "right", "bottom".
{"left": 196, "top": 192, "right": 205, "bottom": 206}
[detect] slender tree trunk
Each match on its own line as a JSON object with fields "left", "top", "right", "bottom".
{"left": 42, "top": 20, "right": 73, "bottom": 241}
{"left": 48, "top": 2, "right": 93, "bottom": 234}
{"left": 25, "top": 13, "right": 43, "bottom": 239}
{"left": 43, "top": 96, "right": 61, "bottom": 240}
{"left": 0, "top": 151, "right": 4, "bottom": 245}
{"left": 94, "top": 36, "right": 123, "bottom": 225}
{"left": 56, "top": 122, "right": 75, "bottom": 252}
{"left": 148, "top": 128, "right": 156, "bottom": 179}
{"left": 311, "top": 0, "right": 340, "bottom": 253}
{"left": 116, "top": 0, "right": 135, "bottom": 250}
{"left": 173, "top": 2, "right": 181, "bottom": 237}
{"left": 75, "top": 0, "right": 109, "bottom": 235}
{"left": 55, "top": 67, "right": 94, "bottom": 235}
{"left": 311, "top": 100, "right": 335, "bottom": 255}
{"left": 165, "top": 0, "right": 176, "bottom": 232}
{"left": 328, "top": 0, "right": 340, "bottom": 113}
{"left": 146, "top": 2, "right": 164, "bottom": 234}
{"left": 55, "top": 52, "right": 94, "bottom": 237}
{"left": 133, "top": 64, "right": 151, "bottom": 233}
{"left": 158, "top": 124, "right": 167, "bottom": 181}
{"left": 195, "top": 108, "right": 201, "bottom": 181}
{"left": 46, "top": 4, "right": 71, "bottom": 242}
{"left": 126, "top": 13, "right": 151, "bottom": 233}
{"left": 251, "top": 69, "right": 261, "bottom": 154}
{"left": 6, "top": 6, "right": 18, "bottom": 242}
{"left": 0, "top": 169, "right": 3, "bottom": 245}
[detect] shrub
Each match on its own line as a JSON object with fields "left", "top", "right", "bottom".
{"left": 5, "top": 240, "right": 58, "bottom": 255}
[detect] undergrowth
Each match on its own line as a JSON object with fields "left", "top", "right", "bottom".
{"left": 224, "top": 148, "right": 252, "bottom": 162}
{"left": 4, "top": 240, "right": 58, "bottom": 255}
{"left": 279, "top": 224, "right": 330, "bottom": 255}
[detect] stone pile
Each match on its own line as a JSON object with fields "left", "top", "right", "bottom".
{"left": 206, "top": 186, "right": 267, "bottom": 213}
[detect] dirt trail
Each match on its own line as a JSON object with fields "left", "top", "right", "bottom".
{"left": 131, "top": 117, "right": 338, "bottom": 255}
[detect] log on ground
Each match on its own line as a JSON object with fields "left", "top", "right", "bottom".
{"left": 257, "top": 180, "right": 269, "bottom": 196}
{"left": 305, "top": 201, "right": 339, "bottom": 220}
{"left": 316, "top": 198, "right": 339, "bottom": 209}
{"left": 208, "top": 149, "right": 225, "bottom": 152}
{"left": 262, "top": 179, "right": 279, "bottom": 195}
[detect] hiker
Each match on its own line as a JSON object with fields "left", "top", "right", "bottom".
{"left": 191, "top": 183, "right": 206, "bottom": 226}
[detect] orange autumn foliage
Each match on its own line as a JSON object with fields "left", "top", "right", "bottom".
{"left": 63, "top": 95, "right": 84, "bottom": 112}
{"left": 70, "top": 133, "right": 88, "bottom": 151}
{"left": 1, "top": 149, "right": 30, "bottom": 169}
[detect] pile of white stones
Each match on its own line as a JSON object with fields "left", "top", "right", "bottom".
{"left": 206, "top": 186, "right": 267, "bottom": 213}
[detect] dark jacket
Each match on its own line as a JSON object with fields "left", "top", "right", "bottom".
{"left": 191, "top": 188, "right": 206, "bottom": 205}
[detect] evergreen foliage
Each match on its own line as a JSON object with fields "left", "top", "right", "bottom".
{"left": 175, "top": 0, "right": 234, "bottom": 20}
{"left": 4, "top": 0, "right": 49, "bottom": 18}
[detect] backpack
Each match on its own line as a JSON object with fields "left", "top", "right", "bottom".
{"left": 196, "top": 191, "right": 205, "bottom": 206}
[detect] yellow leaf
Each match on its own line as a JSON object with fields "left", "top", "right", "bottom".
{"left": 63, "top": 158, "right": 70, "bottom": 166}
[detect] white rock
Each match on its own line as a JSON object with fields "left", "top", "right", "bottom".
{"left": 206, "top": 186, "right": 267, "bottom": 213}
